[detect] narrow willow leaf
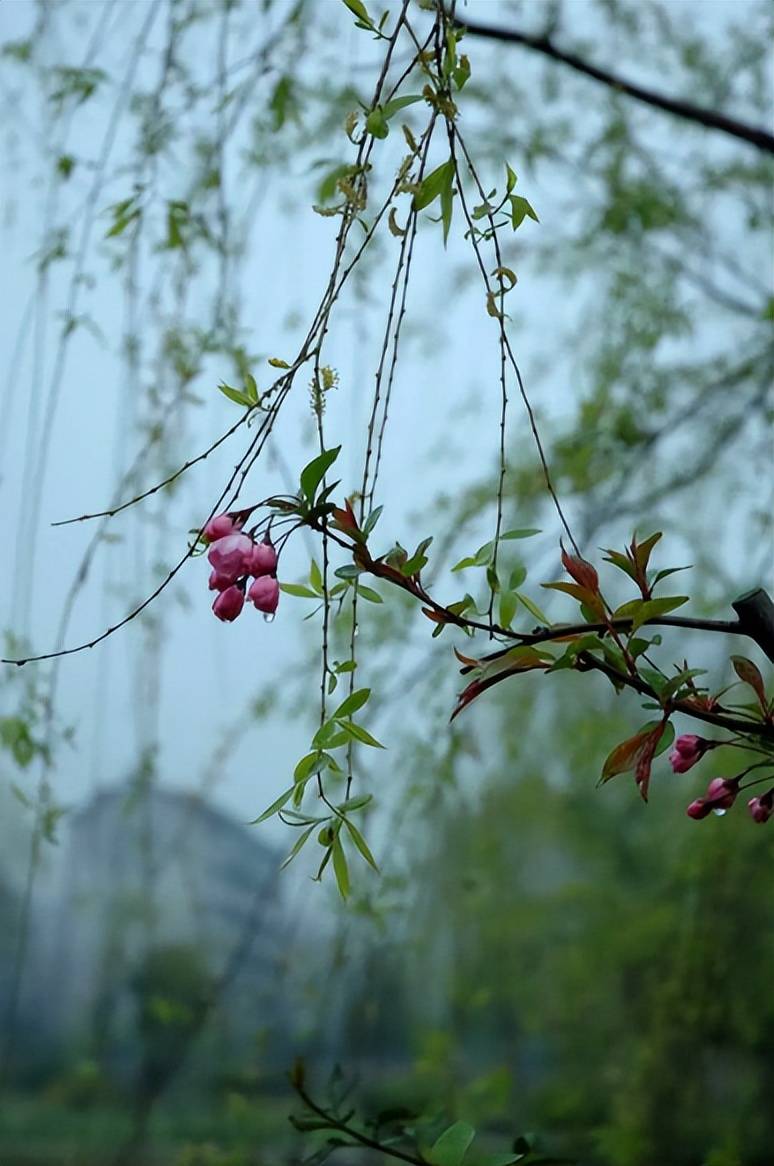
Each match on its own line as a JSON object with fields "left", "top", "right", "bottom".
{"left": 309, "top": 558, "right": 324, "bottom": 595}
{"left": 332, "top": 835, "right": 350, "bottom": 899}
{"left": 357, "top": 585, "right": 383, "bottom": 603}
{"left": 381, "top": 93, "right": 422, "bottom": 119}
{"left": 300, "top": 445, "right": 341, "bottom": 500}
{"left": 515, "top": 591, "right": 550, "bottom": 625}
{"left": 344, "top": 817, "right": 379, "bottom": 870}
{"left": 341, "top": 0, "right": 370, "bottom": 24}
{"left": 339, "top": 720, "right": 385, "bottom": 749}
{"left": 280, "top": 583, "right": 319, "bottom": 599}
{"left": 413, "top": 159, "right": 454, "bottom": 211}
{"left": 279, "top": 824, "right": 315, "bottom": 870}
{"left": 333, "top": 687, "right": 370, "bottom": 720}
{"left": 218, "top": 381, "right": 252, "bottom": 407}
{"left": 250, "top": 785, "right": 294, "bottom": 823}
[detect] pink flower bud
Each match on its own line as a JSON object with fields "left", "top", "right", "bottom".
{"left": 248, "top": 575, "right": 279, "bottom": 614}
{"left": 212, "top": 585, "right": 244, "bottom": 622}
{"left": 207, "top": 533, "right": 253, "bottom": 583}
{"left": 668, "top": 734, "right": 708, "bottom": 773}
{"left": 704, "top": 776, "right": 739, "bottom": 811}
{"left": 208, "top": 569, "right": 233, "bottom": 591}
{"left": 748, "top": 790, "right": 774, "bottom": 824}
{"left": 247, "top": 540, "right": 277, "bottom": 577}
{"left": 686, "top": 798, "right": 712, "bottom": 820}
{"left": 203, "top": 513, "right": 238, "bottom": 542}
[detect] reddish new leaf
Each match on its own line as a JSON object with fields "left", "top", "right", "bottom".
{"left": 601, "top": 720, "right": 671, "bottom": 801}
{"left": 731, "top": 655, "right": 769, "bottom": 713}
{"left": 561, "top": 543, "right": 599, "bottom": 593}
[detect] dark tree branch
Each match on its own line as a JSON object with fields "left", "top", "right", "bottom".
{"left": 733, "top": 589, "right": 774, "bottom": 663}
{"left": 457, "top": 18, "right": 774, "bottom": 155}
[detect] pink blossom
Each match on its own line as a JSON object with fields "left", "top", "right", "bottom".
{"left": 748, "top": 790, "right": 774, "bottom": 824}
{"left": 204, "top": 513, "right": 239, "bottom": 542}
{"left": 212, "top": 586, "right": 244, "bottom": 622}
{"left": 207, "top": 533, "right": 253, "bottom": 583}
{"left": 686, "top": 798, "right": 712, "bottom": 820}
{"left": 668, "top": 734, "right": 708, "bottom": 773}
{"left": 248, "top": 575, "right": 279, "bottom": 614}
{"left": 208, "top": 569, "right": 233, "bottom": 592}
{"left": 247, "top": 540, "right": 277, "bottom": 577}
{"left": 704, "top": 776, "right": 739, "bottom": 811}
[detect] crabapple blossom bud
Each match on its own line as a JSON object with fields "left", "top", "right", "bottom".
{"left": 204, "top": 513, "right": 238, "bottom": 542}
{"left": 207, "top": 533, "right": 253, "bottom": 583}
{"left": 248, "top": 574, "right": 279, "bottom": 614}
{"left": 704, "top": 776, "right": 739, "bottom": 811}
{"left": 212, "top": 585, "right": 244, "bottom": 622}
{"left": 748, "top": 791, "right": 774, "bottom": 824}
{"left": 686, "top": 798, "right": 712, "bottom": 820}
{"left": 208, "top": 569, "right": 233, "bottom": 591}
{"left": 668, "top": 734, "right": 708, "bottom": 773}
{"left": 247, "top": 540, "right": 277, "bottom": 576}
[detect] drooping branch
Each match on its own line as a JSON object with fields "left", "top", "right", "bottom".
{"left": 456, "top": 17, "right": 774, "bottom": 156}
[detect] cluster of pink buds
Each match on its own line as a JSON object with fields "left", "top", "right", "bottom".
{"left": 203, "top": 513, "right": 279, "bottom": 623}
{"left": 686, "top": 776, "right": 740, "bottom": 819}
{"left": 669, "top": 734, "right": 710, "bottom": 773}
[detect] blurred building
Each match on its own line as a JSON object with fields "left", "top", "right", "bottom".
{"left": 7, "top": 784, "right": 293, "bottom": 1087}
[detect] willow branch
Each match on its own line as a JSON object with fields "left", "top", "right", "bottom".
{"left": 457, "top": 18, "right": 774, "bottom": 155}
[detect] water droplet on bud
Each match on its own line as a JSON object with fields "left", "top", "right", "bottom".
{"left": 263, "top": 612, "right": 275, "bottom": 624}
{"left": 712, "top": 807, "right": 726, "bottom": 817}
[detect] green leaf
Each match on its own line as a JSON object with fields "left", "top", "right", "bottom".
{"left": 250, "top": 785, "right": 294, "bottom": 823}
{"left": 338, "top": 721, "right": 385, "bottom": 749}
{"left": 499, "top": 591, "right": 518, "bottom": 627}
{"left": 294, "top": 751, "right": 327, "bottom": 782}
{"left": 505, "top": 163, "right": 518, "bottom": 192}
{"left": 440, "top": 168, "right": 454, "bottom": 246}
{"left": 244, "top": 373, "right": 259, "bottom": 404}
{"left": 218, "top": 381, "right": 253, "bottom": 407}
{"left": 331, "top": 834, "right": 350, "bottom": 899}
{"left": 268, "top": 356, "right": 290, "bottom": 369}
{"left": 365, "top": 107, "right": 389, "bottom": 138}
{"left": 515, "top": 592, "right": 550, "bottom": 625}
{"left": 339, "top": 793, "right": 372, "bottom": 813}
{"left": 279, "top": 825, "right": 315, "bottom": 870}
{"left": 309, "top": 559, "right": 324, "bottom": 595}
{"left": 341, "top": 0, "right": 371, "bottom": 24}
{"left": 333, "top": 687, "right": 371, "bottom": 720}
{"left": 280, "top": 583, "right": 319, "bottom": 599}
{"left": 614, "top": 595, "right": 689, "bottom": 632}
{"left": 344, "top": 817, "right": 379, "bottom": 870}
{"left": 300, "top": 445, "right": 341, "bottom": 500}
{"left": 381, "top": 94, "right": 423, "bottom": 120}
{"left": 413, "top": 159, "right": 455, "bottom": 212}
{"left": 334, "top": 660, "right": 357, "bottom": 674}
{"left": 508, "top": 564, "right": 527, "bottom": 590}
{"left": 357, "top": 584, "right": 383, "bottom": 603}
{"left": 509, "top": 194, "right": 539, "bottom": 229}
{"left": 312, "top": 720, "right": 345, "bottom": 750}
{"left": 428, "top": 1120, "right": 475, "bottom": 1166}
{"left": 452, "top": 55, "right": 471, "bottom": 89}
{"left": 105, "top": 208, "right": 141, "bottom": 238}
{"left": 362, "top": 506, "right": 383, "bottom": 537}
{"left": 502, "top": 528, "right": 540, "bottom": 540}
